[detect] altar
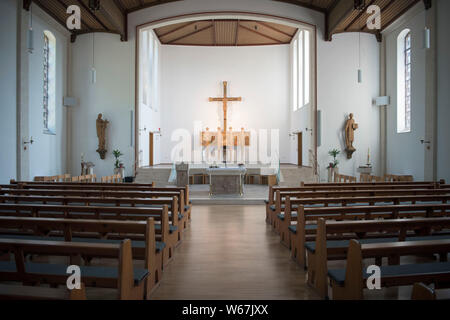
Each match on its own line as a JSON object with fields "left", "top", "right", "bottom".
{"left": 206, "top": 167, "right": 247, "bottom": 196}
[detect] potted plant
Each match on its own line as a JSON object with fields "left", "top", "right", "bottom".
{"left": 113, "top": 149, "right": 125, "bottom": 178}
{"left": 327, "top": 148, "right": 340, "bottom": 182}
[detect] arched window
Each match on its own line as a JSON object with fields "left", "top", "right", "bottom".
{"left": 43, "top": 31, "right": 56, "bottom": 134}
{"left": 397, "top": 29, "right": 411, "bottom": 133}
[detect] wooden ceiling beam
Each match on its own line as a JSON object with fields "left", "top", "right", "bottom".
{"left": 167, "top": 24, "right": 214, "bottom": 44}
{"left": 239, "top": 24, "right": 284, "bottom": 44}
{"left": 126, "top": 0, "right": 182, "bottom": 14}
{"left": 212, "top": 20, "right": 217, "bottom": 46}
{"left": 29, "top": 0, "right": 72, "bottom": 33}
{"left": 325, "top": 0, "right": 356, "bottom": 41}
{"left": 273, "top": 0, "right": 327, "bottom": 13}
{"left": 344, "top": 0, "right": 376, "bottom": 31}
{"left": 379, "top": 0, "right": 421, "bottom": 32}
{"left": 235, "top": 20, "right": 240, "bottom": 46}
{"left": 256, "top": 21, "right": 293, "bottom": 38}
{"left": 76, "top": 0, "right": 110, "bottom": 31}
{"left": 98, "top": 0, "right": 127, "bottom": 41}
{"left": 158, "top": 21, "right": 198, "bottom": 38}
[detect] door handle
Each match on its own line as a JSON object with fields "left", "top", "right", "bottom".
{"left": 24, "top": 137, "right": 34, "bottom": 145}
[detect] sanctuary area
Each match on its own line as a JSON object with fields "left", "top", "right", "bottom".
{"left": 0, "top": 0, "right": 450, "bottom": 304}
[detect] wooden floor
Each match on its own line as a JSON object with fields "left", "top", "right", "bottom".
{"left": 150, "top": 205, "right": 320, "bottom": 300}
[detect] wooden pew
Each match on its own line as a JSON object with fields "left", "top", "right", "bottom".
{"left": 0, "top": 216, "right": 162, "bottom": 297}
{"left": 0, "top": 203, "right": 176, "bottom": 267}
{"left": 0, "top": 194, "right": 186, "bottom": 239}
{"left": 411, "top": 283, "right": 450, "bottom": 300}
{"left": 334, "top": 174, "right": 357, "bottom": 183}
{"left": 328, "top": 239, "right": 450, "bottom": 300}
{"left": 385, "top": 174, "right": 414, "bottom": 182}
{"left": 5, "top": 182, "right": 192, "bottom": 221}
{"left": 266, "top": 182, "right": 446, "bottom": 223}
{"left": 287, "top": 202, "right": 450, "bottom": 267}
{"left": 101, "top": 174, "right": 122, "bottom": 183}
{"left": 0, "top": 187, "right": 189, "bottom": 227}
{"left": 274, "top": 192, "right": 450, "bottom": 234}
{"left": 300, "top": 180, "right": 446, "bottom": 187}
{"left": 268, "top": 188, "right": 450, "bottom": 227}
{"left": 0, "top": 283, "right": 86, "bottom": 300}
{"left": 0, "top": 238, "right": 148, "bottom": 300}
{"left": 360, "top": 174, "right": 384, "bottom": 182}
{"left": 308, "top": 217, "right": 450, "bottom": 298}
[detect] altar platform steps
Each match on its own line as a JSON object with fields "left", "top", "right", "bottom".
{"left": 135, "top": 165, "right": 317, "bottom": 205}
{"left": 136, "top": 165, "right": 316, "bottom": 187}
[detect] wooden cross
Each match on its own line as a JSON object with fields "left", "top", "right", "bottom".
{"left": 209, "top": 81, "right": 242, "bottom": 134}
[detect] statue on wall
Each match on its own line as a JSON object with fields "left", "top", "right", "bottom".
{"left": 344, "top": 113, "right": 358, "bottom": 159}
{"left": 96, "top": 113, "right": 109, "bottom": 160}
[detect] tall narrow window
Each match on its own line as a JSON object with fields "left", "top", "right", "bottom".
{"left": 397, "top": 29, "right": 411, "bottom": 133}
{"left": 292, "top": 29, "right": 311, "bottom": 111}
{"left": 304, "top": 30, "right": 310, "bottom": 106}
{"left": 43, "top": 31, "right": 56, "bottom": 134}
{"left": 140, "top": 30, "right": 156, "bottom": 109}
{"left": 292, "top": 39, "right": 298, "bottom": 111}
{"left": 297, "top": 31, "right": 304, "bottom": 109}
{"left": 152, "top": 37, "right": 159, "bottom": 112}
{"left": 404, "top": 32, "right": 411, "bottom": 132}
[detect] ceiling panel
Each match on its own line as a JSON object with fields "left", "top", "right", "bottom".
{"left": 25, "top": 0, "right": 426, "bottom": 43}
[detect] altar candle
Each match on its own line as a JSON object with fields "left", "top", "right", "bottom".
{"left": 367, "top": 148, "right": 370, "bottom": 164}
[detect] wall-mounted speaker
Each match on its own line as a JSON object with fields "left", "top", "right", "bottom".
{"left": 63, "top": 97, "right": 77, "bottom": 107}
{"left": 373, "top": 96, "right": 390, "bottom": 106}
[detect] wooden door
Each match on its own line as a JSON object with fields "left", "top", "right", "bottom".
{"left": 297, "top": 132, "right": 303, "bottom": 167}
{"left": 149, "top": 132, "right": 154, "bottom": 167}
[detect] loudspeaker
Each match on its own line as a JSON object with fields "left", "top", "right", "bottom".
{"left": 374, "top": 96, "right": 390, "bottom": 106}
{"left": 63, "top": 97, "right": 77, "bottom": 107}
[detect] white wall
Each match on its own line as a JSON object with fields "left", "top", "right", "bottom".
{"left": 71, "top": 33, "right": 134, "bottom": 178}
{"left": 68, "top": 0, "right": 381, "bottom": 178}
{"left": 385, "top": 7, "right": 427, "bottom": 181}
{"left": 138, "top": 33, "right": 162, "bottom": 167}
{"left": 316, "top": 33, "right": 380, "bottom": 180}
{"left": 0, "top": 0, "right": 18, "bottom": 183}
{"left": 159, "top": 45, "right": 290, "bottom": 163}
{"left": 436, "top": 0, "right": 450, "bottom": 182}
{"left": 26, "top": 4, "right": 69, "bottom": 179}
{"left": 0, "top": 1, "right": 69, "bottom": 182}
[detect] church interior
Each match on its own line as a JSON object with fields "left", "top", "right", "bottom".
{"left": 0, "top": 0, "right": 450, "bottom": 305}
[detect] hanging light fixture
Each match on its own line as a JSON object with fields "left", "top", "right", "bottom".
{"left": 358, "top": 31, "right": 362, "bottom": 83}
{"left": 356, "top": 3, "right": 365, "bottom": 84}
{"left": 91, "top": 33, "right": 97, "bottom": 84}
{"left": 27, "top": 4, "right": 34, "bottom": 54}
{"left": 423, "top": 27, "right": 431, "bottom": 49}
{"left": 89, "top": 0, "right": 100, "bottom": 84}
{"left": 423, "top": 10, "right": 431, "bottom": 50}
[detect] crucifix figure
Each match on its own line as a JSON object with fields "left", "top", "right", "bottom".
{"left": 208, "top": 81, "right": 242, "bottom": 163}
{"left": 209, "top": 81, "right": 242, "bottom": 136}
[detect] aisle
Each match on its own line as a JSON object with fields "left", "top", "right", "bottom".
{"left": 150, "top": 205, "right": 319, "bottom": 300}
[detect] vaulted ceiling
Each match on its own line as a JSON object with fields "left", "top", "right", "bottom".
{"left": 154, "top": 20, "right": 298, "bottom": 46}
{"left": 24, "top": 0, "right": 428, "bottom": 43}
